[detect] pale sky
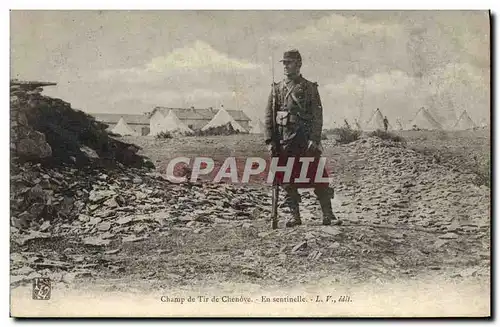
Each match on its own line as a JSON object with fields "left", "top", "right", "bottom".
{"left": 10, "top": 10, "right": 490, "bottom": 127}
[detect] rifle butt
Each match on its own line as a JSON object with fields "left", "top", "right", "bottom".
{"left": 271, "top": 183, "right": 279, "bottom": 229}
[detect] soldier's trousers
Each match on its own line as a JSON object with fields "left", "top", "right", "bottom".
{"left": 273, "top": 143, "right": 334, "bottom": 211}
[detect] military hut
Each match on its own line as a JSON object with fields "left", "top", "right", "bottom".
{"left": 93, "top": 113, "right": 150, "bottom": 136}
{"left": 147, "top": 105, "right": 251, "bottom": 132}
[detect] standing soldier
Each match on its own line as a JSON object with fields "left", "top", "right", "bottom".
{"left": 264, "top": 49, "right": 341, "bottom": 227}
{"left": 383, "top": 116, "right": 389, "bottom": 132}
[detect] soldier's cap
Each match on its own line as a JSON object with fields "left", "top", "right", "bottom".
{"left": 279, "top": 49, "right": 302, "bottom": 62}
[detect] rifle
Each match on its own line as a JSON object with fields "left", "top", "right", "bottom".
{"left": 271, "top": 56, "right": 279, "bottom": 230}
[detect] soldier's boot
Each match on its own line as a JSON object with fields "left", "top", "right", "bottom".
{"left": 283, "top": 186, "right": 301, "bottom": 227}
{"left": 316, "top": 188, "right": 341, "bottom": 226}
{"left": 285, "top": 201, "right": 302, "bottom": 227}
{"left": 319, "top": 197, "right": 341, "bottom": 225}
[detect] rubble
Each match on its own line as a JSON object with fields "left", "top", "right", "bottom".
{"left": 10, "top": 79, "right": 152, "bottom": 168}
{"left": 328, "top": 135, "right": 490, "bottom": 231}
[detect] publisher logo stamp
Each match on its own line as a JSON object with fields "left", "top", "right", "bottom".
{"left": 32, "top": 278, "right": 51, "bottom": 300}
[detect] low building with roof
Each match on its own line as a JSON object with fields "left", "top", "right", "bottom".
{"left": 147, "top": 106, "right": 251, "bottom": 131}
{"left": 91, "top": 105, "right": 251, "bottom": 136}
{"left": 92, "top": 113, "right": 150, "bottom": 136}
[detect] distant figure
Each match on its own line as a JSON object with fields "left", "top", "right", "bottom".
{"left": 383, "top": 116, "right": 389, "bottom": 132}
{"left": 344, "top": 119, "right": 350, "bottom": 129}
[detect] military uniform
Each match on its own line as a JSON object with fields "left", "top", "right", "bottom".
{"left": 264, "top": 49, "right": 340, "bottom": 227}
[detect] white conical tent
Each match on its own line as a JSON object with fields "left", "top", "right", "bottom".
{"left": 364, "top": 108, "right": 391, "bottom": 130}
{"left": 149, "top": 111, "right": 166, "bottom": 136}
{"left": 201, "top": 107, "right": 246, "bottom": 132}
{"left": 395, "top": 119, "right": 404, "bottom": 130}
{"left": 478, "top": 118, "right": 490, "bottom": 128}
{"left": 159, "top": 110, "right": 194, "bottom": 135}
{"left": 112, "top": 117, "right": 139, "bottom": 136}
{"left": 406, "top": 108, "right": 443, "bottom": 130}
{"left": 452, "top": 111, "right": 476, "bottom": 130}
{"left": 249, "top": 119, "right": 265, "bottom": 134}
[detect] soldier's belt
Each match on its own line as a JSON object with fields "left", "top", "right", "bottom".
{"left": 276, "top": 111, "right": 299, "bottom": 126}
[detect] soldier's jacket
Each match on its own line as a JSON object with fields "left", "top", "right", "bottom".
{"left": 264, "top": 74, "right": 323, "bottom": 147}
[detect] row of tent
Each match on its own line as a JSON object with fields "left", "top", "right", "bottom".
{"left": 343, "top": 108, "right": 488, "bottom": 131}
{"left": 111, "top": 107, "right": 266, "bottom": 136}
{"left": 111, "top": 106, "right": 488, "bottom": 136}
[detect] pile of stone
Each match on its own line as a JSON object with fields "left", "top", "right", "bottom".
{"left": 10, "top": 79, "right": 151, "bottom": 168}
{"left": 328, "top": 135, "right": 490, "bottom": 233}
{"left": 13, "top": 165, "right": 270, "bottom": 232}
{"left": 10, "top": 80, "right": 55, "bottom": 160}
{"left": 10, "top": 80, "right": 160, "bottom": 236}
{"left": 10, "top": 164, "right": 271, "bottom": 285}
{"left": 11, "top": 161, "right": 157, "bottom": 231}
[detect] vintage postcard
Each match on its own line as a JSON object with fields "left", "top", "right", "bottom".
{"left": 10, "top": 10, "right": 490, "bottom": 317}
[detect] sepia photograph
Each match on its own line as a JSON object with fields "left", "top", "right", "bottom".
{"left": 9, "top": 9, "right": 491, "bottom": 317}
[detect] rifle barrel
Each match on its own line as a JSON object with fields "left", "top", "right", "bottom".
{"left": 270, "top": 55, "right": 280, "bottom": 229}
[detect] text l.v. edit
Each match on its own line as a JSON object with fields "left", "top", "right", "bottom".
{"left": 315, "top": 295, "right": 353, "bottom": 303}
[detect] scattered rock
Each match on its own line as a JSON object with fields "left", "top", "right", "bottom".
{"left": 329, "top": 242, "right": 340, "bottom": 249}
{"left": 10, "top": 275, "right": 32, "bottom": 285}
{"left": 97, "top": 222, "right": 111, "bottom": 232}
{"left": 78, "top": 214, "right": 91, "bottom": 223}
{"left": 104, "top": 249, "right": 121, "bottom": 255}
{"left": 304, "top": 232, "right": 316, "bottom": 240}
{"left": 122, "top": 235, "right": 147, "bottom": 243}
{"left": 89, "top": 190, "right": 115, "bottom": 203}
{"left": 11, "top": 266, "right": 35, "bottom": 276}
{"left": 258, "top": 231, "right": 272, "bottom": 238}
{"left": 32, "top": 259, "right": 71, "bottom": 270}
{"left": 83, "top": 236, "right": 110, "bottom": 246}
{"left": 103, "top": 197, "right": 119, "bottom": 209}
{"left": 321, "top": 227, "right": 342, "bottom": 237}
{"left": 15, "top": 231, "right": 54, "bottom": 246}
{"left": 433, "top": 239, "right": 448, "bottom": 249}
{"left": 382, "top": 257, "right": 396, "bottom": 266}
{"left": 308, "top": 250, "right": 322, "bottom": 260}
{"left": 439, "top": 232, "right": 459, "bottom": 240}
{"left": 241, "top": 268, "right": 261, "bottom": 278}
{"left": 457, "top": 267, "right": 478, "bottom": 278}
{"left": 117, "top": 216, "right": 134, "bottom": 225}
{"left": 88, "top": 217, "right": 102, "bottom": 225}
{"left": 292, "top": 241, "right": 307, "bottom": 253}
{"left": 36, "top": 222, "right": 51, "bottom": 234}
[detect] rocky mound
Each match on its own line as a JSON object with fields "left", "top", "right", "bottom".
{"left": 10, "top": 80, "right": 151, "bottom": 168}
{"left": 10, "top": 80, "right": 159, "bottom": 241}
{"left": 331, "top": 136, "right": 490, "bottom": 232}
{"left": 10, "top": 164, "right": 271, "bottom": 285}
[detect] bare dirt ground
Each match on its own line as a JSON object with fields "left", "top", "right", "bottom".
{"left": 11, "top": 130, "right": 491, "bottom": 316}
